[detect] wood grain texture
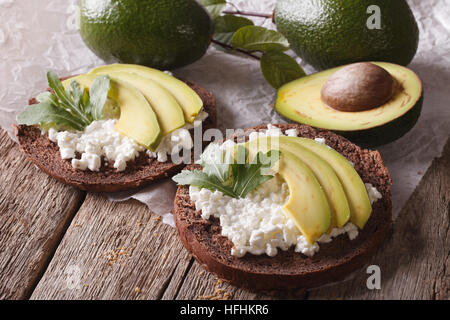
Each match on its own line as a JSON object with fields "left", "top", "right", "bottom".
{"left": 307, "top": 137, "right": 450, "bottom": 300}
{"left": 164, "top": 258, "right": 307, "bottom": 300}
{"left": 0, "top": 130, "right": 85, "bottom": 299}
{"left": 2, "top": 128, "right": 448, "bottom": 300}
{"left": 30, "top": 194, "right": 192, "bottom": 300}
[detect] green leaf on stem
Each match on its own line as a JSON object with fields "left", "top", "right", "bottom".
{"left": 231, "top": 26, "right": 290, "bottom": 52}
{"left": 213, "top": 15, "right": 254, "bottom": 45}
{"left": 198, "top": 0, "right": 227, "bottom": 18}
{"left": 260, "top": 51, "right": 306, "bottom": 89}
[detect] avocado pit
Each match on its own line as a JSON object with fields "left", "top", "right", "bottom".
{"left": 321, "top": 62, "right": 394, "bottom": 112}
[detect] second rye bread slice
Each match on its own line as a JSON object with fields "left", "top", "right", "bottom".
{"left": 174, "top": 123, "right": 392, "bottom": 290}
{"left": 15, "top": 81, "right": 217, "bottom": 192}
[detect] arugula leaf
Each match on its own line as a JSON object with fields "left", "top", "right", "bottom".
{"left": 173, "top": 144, "right": 280, "bottom": 199}
{"left": 231, "top": 149, "right": 280, "bottom": 198}
{"left": 17, "top": 72, "right": 111, "bottom": 132}
{"left": 196, "top": 143, "right": 231, "bottom": 182}
{"left": 17, "top": 100, "right": 85, "bottom": 132}
{"left": 88, "top": 75, "right": 110, "bottom": 120}
{"left": 173, "top": 170, "right": 237, "bottom": 198}
{"left": 47, "top": 71, "right": 90, "bottom": 125}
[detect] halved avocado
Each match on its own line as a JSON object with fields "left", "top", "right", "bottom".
{"left": 62, "top": 74, "right": 162, "bottom": 151}
{"left": 275, "top": 62, "right": 423, "bottom": 147}
{"left": 89, "top": 64, "right": 203, "bottom": 123}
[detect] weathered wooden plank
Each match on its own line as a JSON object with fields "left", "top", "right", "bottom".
{"left": 0, "top": 130, "right": 85, "bottom": 300}
{"left": 165, "top": 259, "right": 307, "bottom": 300}
{"left": 307, "top": 137, "right": 450, "bottom": 300}
{"left": 30, "top": 194, "right": 192, "bottom": 300}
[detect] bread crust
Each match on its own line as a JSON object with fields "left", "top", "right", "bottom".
{"left": 15, "top": 81, "right": 217, "bottom": 192}
{"left": 173, "top": 123, "right": 392, "bottom": 290}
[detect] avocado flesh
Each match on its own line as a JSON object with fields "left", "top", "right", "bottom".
{"left": 89, "top": 64, "right": 203, "bottom": 123}
{"left": 274, "top": 0, "right": 419, "bottom": 70}
{"left": 247, "top": 137, "right": 350, "bottom": 229}
{"left": 79, "top": 0, "right": 213, "bottom": 70}
{"left": 289, "top": 138, "right": 372, "bottom": 229}
{"left": 92, "top": 71, "right": 185, "bottom": 135}
{"left": 62, "top": 75, "right": 162, "bottom": 151}
{"left": 271, "top": 150, "right": 331, "bottom": 244}
{"left": 275, "top": 62, "right": 423, "bottom": 147}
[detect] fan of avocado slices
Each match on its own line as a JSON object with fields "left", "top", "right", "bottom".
{"left": 17, "top": 64, "right": 204, "bottom": 152}
{"left": 275, "top": 62, "right": 423, "bottom": 147}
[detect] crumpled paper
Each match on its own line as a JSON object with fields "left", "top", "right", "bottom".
{"left": 1, "top": 0, "right": 449, "bottom": 227}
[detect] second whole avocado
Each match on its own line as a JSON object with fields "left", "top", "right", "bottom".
{"left": 274, "top": 0, "right": 419, "bottom": 70}
{"left": 79, "top": 0, "right": 214, "bottom": 70}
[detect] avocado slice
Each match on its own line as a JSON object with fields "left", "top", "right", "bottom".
{"left": 289, "top": 137, "right": 372, "bottom": 230}
{"left": 275, "top": 62, "right": 423, "bottom": 147}
{"left": 89, "top": 64, "right": 203, "bottom": 123}
{"left": 247, "top": 136, "right": 350, "bottom": 229}
{"left": 62, "top": 75, "right": 162, "bottom": 151}
{"left": 93, "top": 71, "right": 185, "bottom": 135}
{"left": 274, "top": 150, "right": 331, "bottom": 243}
{"left": 79, "top": 0, "right": 213, "bottom": 70}
{"left": 274, "top": 0, "right": 419, "bottom": 70}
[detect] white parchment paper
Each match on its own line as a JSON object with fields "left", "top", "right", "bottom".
{"left": 1, "top": 0, "right": 449, "bottom": 226}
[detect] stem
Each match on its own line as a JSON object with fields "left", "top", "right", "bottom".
{"left": 222, "top": 9, "right": 273, "bottom": 19}
{"left": 211, "top": 39, "right": 261, "bottom": 60}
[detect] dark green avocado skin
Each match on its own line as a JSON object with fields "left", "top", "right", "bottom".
{"left": 339, "top": 95, "right": 423, "bottom": 148}
{"left": 274, "top": 0, "right": 419, "bottom": 70}
{"left": 80, "top": 0, "right": 214, "bottom": 70}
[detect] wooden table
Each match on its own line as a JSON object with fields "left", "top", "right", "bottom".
{"left": 0, "top": 129, "right": 448, "bottom": 300}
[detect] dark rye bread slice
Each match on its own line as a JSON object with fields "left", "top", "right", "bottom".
{"left": 174, "top": 123, "right": 392, "bottom": 290}
{"left": 15, "top": 81, "right": 216, "bottom": 192}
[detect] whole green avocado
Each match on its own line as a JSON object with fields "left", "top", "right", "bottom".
{"left": 274, "top": 0, "right": 419, "bottom": 70}
{"left": 79, "top": 0, "right": 214, "bottom": 70}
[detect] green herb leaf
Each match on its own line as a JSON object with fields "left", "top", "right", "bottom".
{"left": 173, "top": 144, "right": 280, "bottom": 199}
{"left": 172, "top": 170, "right": 237, "bottom": 198}
{"left": 17, "top": 72, "right": 111, "bottom": 132}
{"left": 260, "top": 51, "right": 306, "bottom": 89}
{"left": 88, "top": 75, "right": 110, "bottom": 120}
{"left": 196, "top": 143, "right": 231, "bottom": 183}
{"left": 213, "top": 15, "right": 254, "bottom": 45}
{"left": 231, "top": 26, "right": 290, "bottom": 52}
{"left": 231, "top": 148, "right": 280, "bottom": 198}
{"left": 17, "top": 101, "right": 85, "bottom": 132}
{"left": 198, "top": 0, "right": 226, "bottom": 18}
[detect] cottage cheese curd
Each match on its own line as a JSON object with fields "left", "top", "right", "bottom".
{"left": 48, "top": 111, "right": 208, "bottom": 171}
{"left": 48, "top": 120, "right": 144, "bottom": 172}
{"left": 147, "top": 110, "right": 209, "bottom": 162}
{"left": 190, "top": 176, "right": 367, "bottom": 258}
{"left": 189, "top": 175, "right": 382, "bottom": 258}
{"left": 189, "top": 125, "right": 382, "bottom": 258}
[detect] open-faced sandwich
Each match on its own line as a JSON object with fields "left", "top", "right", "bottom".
{"left": 173, "top": 123, "right": 392, "bottom": 290}
{"left": 15, "top": 64, "right": 216, "bottom": 192}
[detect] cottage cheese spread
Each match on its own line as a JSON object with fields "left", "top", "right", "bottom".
{"left": 48, "top": 120, "right": 144, "bottom": 172}
{"left": 147, "top": 110, "right": 209, "bottom": 162}
{"left": 48, "top": 111, "right": 208, "bottom": 171}
{"left": 189, "top": 125, "right": 382, "bottom": 258}
{"left": 190, "top": 176, "right": 366, "bottom": 258}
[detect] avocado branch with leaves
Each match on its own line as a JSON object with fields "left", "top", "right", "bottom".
{"left": 199, "top": 0, "right": 305, "bottom": 89}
